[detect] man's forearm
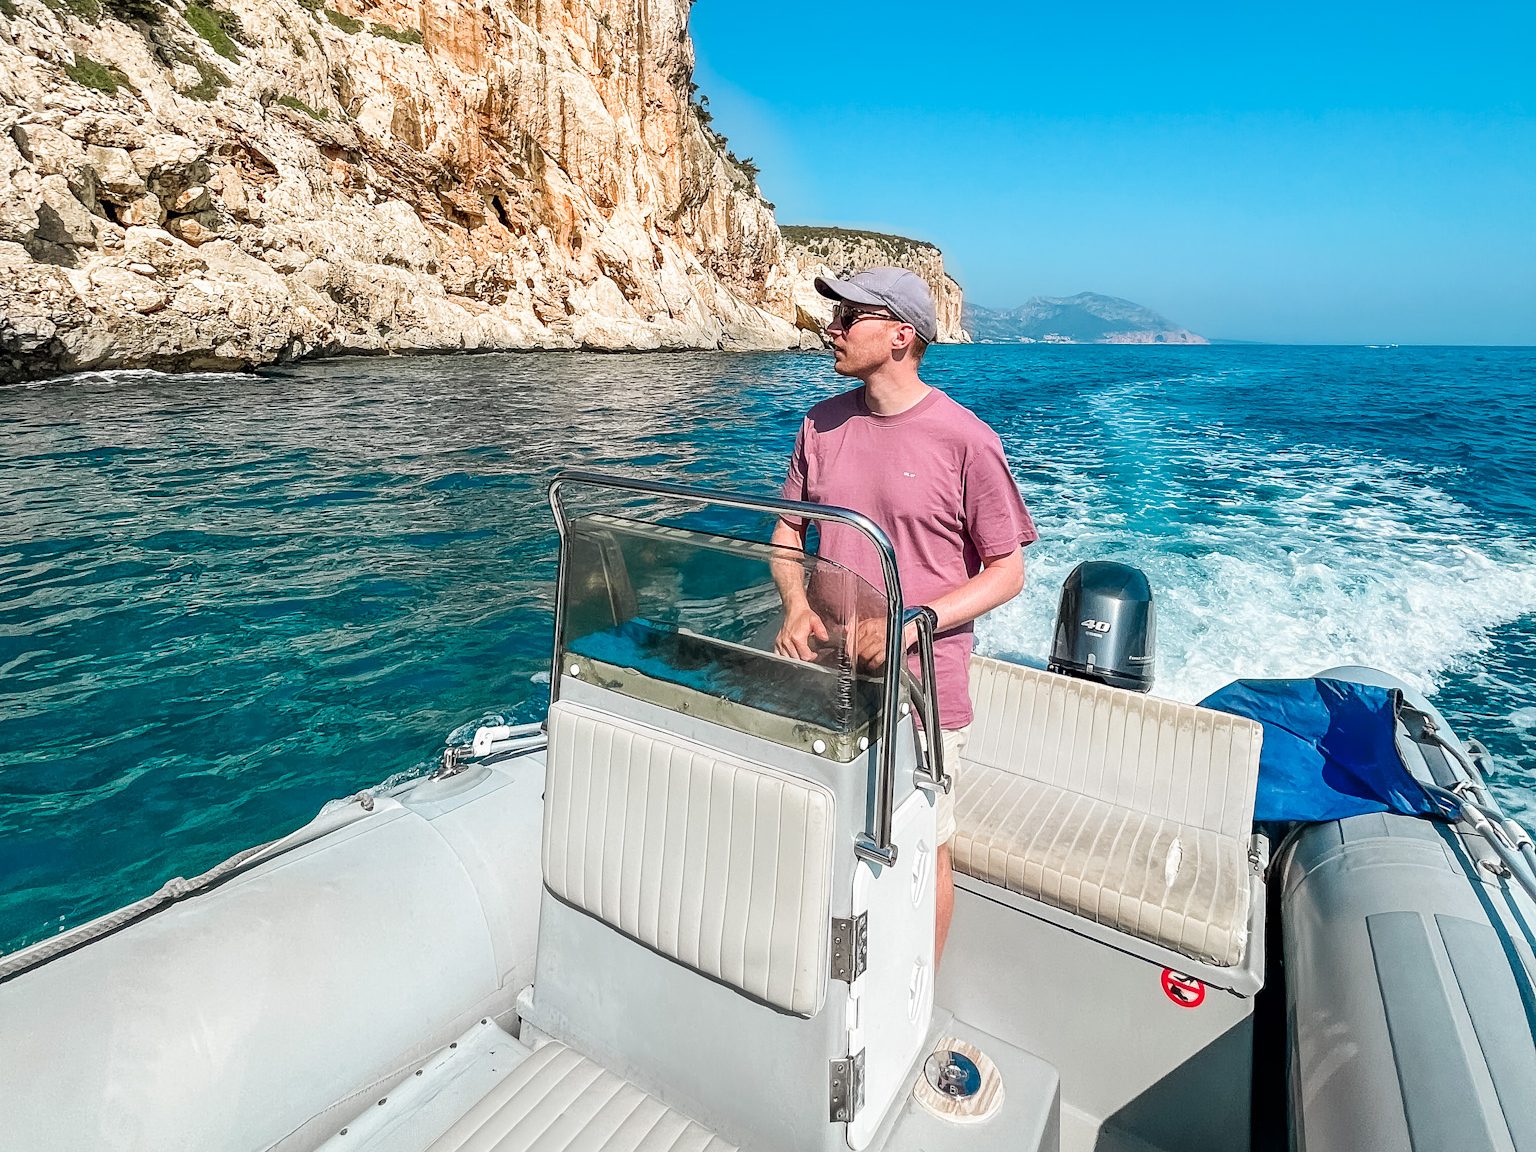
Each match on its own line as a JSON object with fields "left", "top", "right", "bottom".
{"left": 770, "top": 519, "right": 811, "bottom": 611}
{"left": 925, "top": 548, "right": 1025, "bottom": 633}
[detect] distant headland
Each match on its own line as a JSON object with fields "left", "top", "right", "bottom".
{"left": 779, "top": 226, "right": 966, "bottom": 344}
{"left": 964, "top": 293, "right": 1208, "bottom": 345}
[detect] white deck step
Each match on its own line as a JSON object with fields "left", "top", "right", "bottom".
{"left": 320, "top": 1023, "right": 734, "bottom": 1152}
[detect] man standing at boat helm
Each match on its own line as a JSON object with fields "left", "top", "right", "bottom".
{"left": 772, "top": 267, "right": 1036, "bottom": 964}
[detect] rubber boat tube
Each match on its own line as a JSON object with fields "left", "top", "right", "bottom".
{"left": 0, "top": 751, "right": 547, "bottom": 1152}
{"left": 1280, "top": 667, "right": 1536, "bottom": 1152}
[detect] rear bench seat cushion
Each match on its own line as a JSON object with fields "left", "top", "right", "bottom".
{"left": 953, "top": 764, "right": 1251, "bottom": 967}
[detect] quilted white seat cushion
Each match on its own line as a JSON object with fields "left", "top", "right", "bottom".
{"left": 966, "top": 657, "right": 1263, "bottom": 842}
{"left": 428, "top": 1040, "right": 735, "bottom": 1152}
{"left": 953, "top": 765, "right": 1251, "bottom": 966}
{"left": 954, "top": 658, "right": 1263, "bottom": 968}
{"left": 543, "top": 701, "right": 834, "bottom": 1016}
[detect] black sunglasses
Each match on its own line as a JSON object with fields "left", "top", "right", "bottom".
{"left": 829, "top": 304, "right": 903, "bottom": 330}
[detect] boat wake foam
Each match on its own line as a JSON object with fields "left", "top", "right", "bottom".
{"left": 979, "top": 437, "right": 1536, "bottom": 707}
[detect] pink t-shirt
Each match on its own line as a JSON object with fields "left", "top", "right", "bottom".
{"left": 781, "top": 387, "right": 1037, "bottom": 729}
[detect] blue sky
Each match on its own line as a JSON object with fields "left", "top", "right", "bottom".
{"left": 690, "top": 2, "right": 1535, "bottom": 344}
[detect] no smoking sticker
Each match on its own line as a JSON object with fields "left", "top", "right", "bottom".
{"left": 1160, "top": 968, "right": 1205, "bottom": 1008}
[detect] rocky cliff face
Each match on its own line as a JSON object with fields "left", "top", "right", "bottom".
{"left": 780, "top": 226, "right": 967, "bottom": 344}
{"left": 0, "top": 0, "right": 825, "bottom": 382}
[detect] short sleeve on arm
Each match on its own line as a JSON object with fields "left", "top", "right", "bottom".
{"left": 963, "top": 431, "right": 1038, "bottom": 557}
{"left": 779, "top": 418, "right": 811, "bottom": 531}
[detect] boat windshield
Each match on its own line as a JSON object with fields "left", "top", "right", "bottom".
{"left": 559, "top": 514, "right": 891, "bottom": 761}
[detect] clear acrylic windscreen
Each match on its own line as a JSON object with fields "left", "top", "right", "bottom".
{"left": 560, "top": 513, "right": 890, "bottom": 760}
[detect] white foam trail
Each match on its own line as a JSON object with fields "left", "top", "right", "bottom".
{"left": 980, "top": 438, "right": 1536, "bottom": 706}
{"left": 1510, "top": 708, "right": 1536, "bottom": 732}
{"left": 2, "top": 368, "right": 260, "bottom": 390}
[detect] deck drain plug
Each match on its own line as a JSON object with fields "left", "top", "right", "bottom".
{"left": 924, "top": 1050, "right": 981, "bottom": 1098}
{"left": 913, "top": 1037, "right": 1004, "bottom": 1123}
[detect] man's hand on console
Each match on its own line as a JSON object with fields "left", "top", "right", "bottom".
{"left": 850, "top": 616, "right": 919, "bottom": 672}
{"left": 774, "top": 605, "right": 830, "bottom": 661}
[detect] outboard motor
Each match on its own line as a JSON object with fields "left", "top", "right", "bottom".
{"left": 1049, "top": 561, "right": 1155, "bottom": 692}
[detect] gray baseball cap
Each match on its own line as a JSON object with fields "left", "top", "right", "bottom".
{"left": 815, "top": 267, "right": 939, "bottom": 344}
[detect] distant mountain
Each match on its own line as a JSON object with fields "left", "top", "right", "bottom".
{"left": 963, "top": 293, "right": 1207, "bottom": 344}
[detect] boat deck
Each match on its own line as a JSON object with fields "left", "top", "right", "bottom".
{"left": 318, "top": 1014, "right": 1060, "bottom": 1152}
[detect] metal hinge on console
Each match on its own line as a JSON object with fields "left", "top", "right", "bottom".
{"left": 829, "top": 912, "right": 868, "bottom": 982}
{"left": 1249, "top": 833, "right": 1271, "bottom": 877}
{"left": 829, "top": 1048, "right": 866, "bottom": 1123}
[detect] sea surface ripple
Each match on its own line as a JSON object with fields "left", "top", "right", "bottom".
{"left": 2, "top": 344, "right": 1534, "bottom": 953}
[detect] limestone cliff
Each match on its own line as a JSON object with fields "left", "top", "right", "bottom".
{"left": 780, "top": 225, "right": 967, "bottom": 344}
{"left": 0, "top": 0, "right": 820, "bottom": 382}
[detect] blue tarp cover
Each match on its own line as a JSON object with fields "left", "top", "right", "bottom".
{"left": 1199, "top": 677, "right": 1454, "bottom": 824}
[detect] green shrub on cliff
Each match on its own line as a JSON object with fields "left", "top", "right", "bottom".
{"left": 65, "top": 53, "right": 125, "bottom": 91}
{"left": 55, "top": 0, "right": 103, "bottom": 21}
{"left": 185, "top": 56, "right": 229, "bottom": 99}
{"left": 276, "top": 93, "right": 329, "bottom": 121}
{"left": 728, "top": 152, "right": 760, "bottom": 184}
{"left": 43, "top": 0, "right": 163, "bottom": 23}
{"left": 780, "top": 225, "right": 929, "bottom": 263}
{"left": 369, "top": 21, "right": 422, "bottom": 44}
{"left": 184, "top": 2, "right": 245, "bottom": 60}
{"left": 324, "top": 7, "right": 361, "bottom": 32}
{"left": 0, "top": 0, "right": 16, "bottom": 18}
{"left": 104, "top": 0, "right": 162, "bottom": 21}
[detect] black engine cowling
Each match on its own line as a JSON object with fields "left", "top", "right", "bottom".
{"left": 1049, "top": 561, "right": 1155, "bottom": 693}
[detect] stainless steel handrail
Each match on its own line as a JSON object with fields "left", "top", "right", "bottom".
{"left": 1460, "top": 800, "right": 1536, "bottom": 906}
{"left": 1413, "top": 715, "right": 1536, "bottom": 902}
{"left": 547, "top": 469, "right": 908, "bottom": 866}
{"left": 903, "top": 607, "right": 950, "bottom": 795}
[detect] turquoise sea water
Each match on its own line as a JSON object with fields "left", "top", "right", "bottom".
{"left": 3, "top": 344, "right": 1535, "bottom": 955}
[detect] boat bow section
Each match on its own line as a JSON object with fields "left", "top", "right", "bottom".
{"left": 0, "top": 755, "right": 546, "bottom": 1152}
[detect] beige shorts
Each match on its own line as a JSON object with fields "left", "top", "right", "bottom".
{"left": 924, "top": 726, "right": 969, "bottom": 845}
